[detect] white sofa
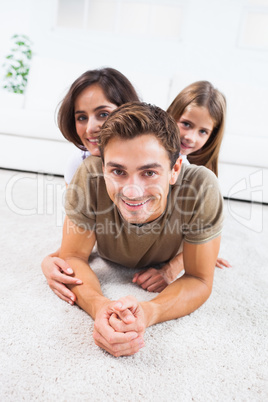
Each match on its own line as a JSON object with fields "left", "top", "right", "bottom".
{"left": 0, "top": 57, "right": 171, "bottom": 176}
{"left": 0, "top": 57, "right": 267, "bottom": 202}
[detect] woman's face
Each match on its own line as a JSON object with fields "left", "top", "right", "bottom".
{"left": 177, "top": 105, "right": 214, "bottom": 156}
{"left": 74, "top": 84, "right": 117, "bottom": 155}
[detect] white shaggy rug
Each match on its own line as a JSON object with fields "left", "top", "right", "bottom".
{"left": 0, "top": 169, "right": 267, "bottom": 402}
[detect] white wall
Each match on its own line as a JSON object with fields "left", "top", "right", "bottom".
{"left": 1, "top": 0, "right": 268, "bottom": 201}
{"left": 1, "top": 0, "right": 267, "bottom": 83}
{"left": 1, "top": 0, "right": 268, "bottom": 106}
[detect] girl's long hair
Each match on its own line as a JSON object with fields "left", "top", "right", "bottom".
{"left": 167, "top": 81, "right": 226, "bottom": 176}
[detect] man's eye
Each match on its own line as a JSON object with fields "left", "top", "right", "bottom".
{"left": 144, "top": 171, "right": 156, "bottom": 177}
{"left": 113, "top": 169, "right": 125, "bottom": 176}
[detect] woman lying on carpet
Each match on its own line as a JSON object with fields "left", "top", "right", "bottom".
{"left": 42, "top": 73, "right": 230, "bottom": 305}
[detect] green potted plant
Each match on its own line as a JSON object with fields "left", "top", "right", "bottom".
{"left": 1, "top": 34, "right": 33, "bottom": 107}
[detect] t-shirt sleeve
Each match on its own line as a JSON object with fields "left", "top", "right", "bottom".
{"left": 64, "top": 158, "right": 99, "bottom": 231}
{"left": 182, "top": 167, "right": 224, "bottom": 244}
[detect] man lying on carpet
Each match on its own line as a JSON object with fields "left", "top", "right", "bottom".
{"left": 56, "top": 102, "right": 223, "bottom": 357}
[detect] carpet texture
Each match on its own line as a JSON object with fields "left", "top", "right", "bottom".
{"left": 0, "top": 169, "right": 267, "bottom": 402}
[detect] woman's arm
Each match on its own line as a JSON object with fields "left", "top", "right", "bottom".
{"left": 132, "top": 252, "right": 184, "bottom": 292}
{"left": 132, "top": 250, "right": 231, "bottom": 293}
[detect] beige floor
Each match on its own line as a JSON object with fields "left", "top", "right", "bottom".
{"left": 0, "top": 169, "right": 267, "bottom": 402}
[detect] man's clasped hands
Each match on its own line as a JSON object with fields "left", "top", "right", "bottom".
{"left": 93, "top": 296, "right": 146, "bottom": 357}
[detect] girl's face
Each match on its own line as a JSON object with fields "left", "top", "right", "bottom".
{"left": 177, "top": 105, "right": 214, "bottom": 156}
{"left": 74, "top": 84, "right": 117, "bottom": 155}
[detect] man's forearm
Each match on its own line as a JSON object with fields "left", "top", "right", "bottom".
{"left": 143, "top": 238, "right": 220, "bottom": 327}
{"left": 64, "top": 257, "right": 108, "bottom": 319}
{"left": 141, "top": 274, "right": 212, "bottom": 327}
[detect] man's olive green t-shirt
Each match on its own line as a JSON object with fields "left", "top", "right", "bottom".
{"left": 65, "top": 156, "right": 223, "bottom": 269}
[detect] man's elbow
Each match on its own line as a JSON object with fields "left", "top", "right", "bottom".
{"left": 186, "top": 273, "right": 213, "bottom": 302}
{"left": 198, "top": 276, "right": 213, "bottom": 303}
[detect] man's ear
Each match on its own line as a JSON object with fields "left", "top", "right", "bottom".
{"left": 170, "top": 156, "right": 182, "bottom": 185}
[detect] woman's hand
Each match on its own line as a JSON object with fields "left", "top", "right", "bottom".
{"left": 132, "top": 268, "right": 169, "bottom": 293}
{"left": 41, "top": 255, "right": 83, "bottom": 304}
{"left": 216, "top": 257, "right": 232, "bottom": 269}
{"left": 132, "top": 253, "right": 185, "bottom": 293}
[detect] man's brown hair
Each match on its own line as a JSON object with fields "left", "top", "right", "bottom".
{"left": 99, "top": 102, "right": 180, "bottom": 168}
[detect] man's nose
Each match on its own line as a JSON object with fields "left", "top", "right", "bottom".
{"left": 122, "top": 180, "right": 144, "bottom": 199}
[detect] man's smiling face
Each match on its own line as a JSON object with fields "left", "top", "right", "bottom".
{"left": 103, "top": 134, "right": 181, "bottom": 224}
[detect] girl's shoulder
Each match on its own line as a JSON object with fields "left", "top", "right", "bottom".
{"left": 180, "top": 154, "right": 190, "bottom": 165}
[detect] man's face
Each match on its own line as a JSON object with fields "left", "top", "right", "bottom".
{"left": 103, "top": 134, "right": 181, "bottom": 224}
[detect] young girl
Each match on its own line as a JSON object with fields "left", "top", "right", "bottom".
{"left": 168, "top": 81, "right": 230, "bottom": 267}
{"left": 41, "top": 68, "right": 139, "bottom": 303}
{"left": 167, "top": 80, "right": 226, "bottom": 177}
{"left": 133, "top": 81, "right": 230, "bottom": 293}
